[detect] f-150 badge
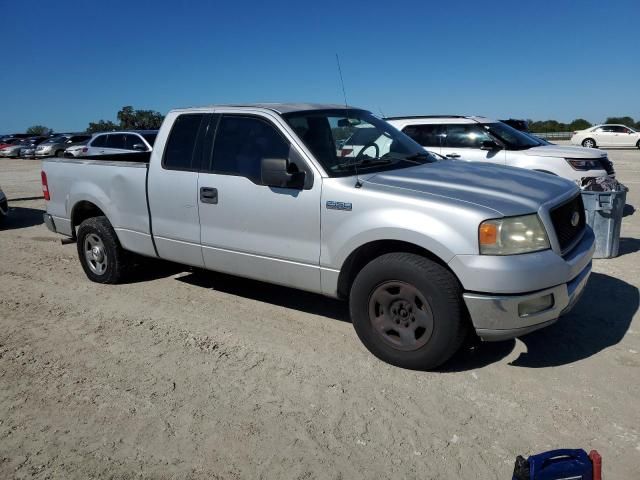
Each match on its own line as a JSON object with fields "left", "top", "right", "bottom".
{"left": 326, "top": 201, "right": 352, "bottom": 211}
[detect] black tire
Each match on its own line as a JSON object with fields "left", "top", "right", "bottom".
{"left": 582, "top": 138, "right": 596, "bottom": 148}
{"left": 76, "top": 216, "right": 129, "bottom": 284}
{"left": 55, "top": 150, "right": 64, "bottom": 158}
{"left": 349, "top": 252, "right": 468, "bottom": 370}
{"left": 636, "top": 140, "right": 640, "bottom": 149}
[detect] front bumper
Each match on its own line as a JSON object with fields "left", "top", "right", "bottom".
{"left": 464, "top": 260, "right": 591, "bottom": 341}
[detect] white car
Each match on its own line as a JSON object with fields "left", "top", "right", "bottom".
{"left": 63, "top": 140, "right": 90, "bottom": 158}
{"left": 80, "top": 130, "right": 157, "bottom": 157}
{"left": 386, "top": 116, "right": 613, "bottom": 182}
{"left": 571, "top": 124, "right": 640, "bottom": 149}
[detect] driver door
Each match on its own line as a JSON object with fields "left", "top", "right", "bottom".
{"left": 198, "top": 113, "right": 323, "bottom": 293}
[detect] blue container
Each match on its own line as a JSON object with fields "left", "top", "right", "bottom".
{"left": 528, "top": 449, "right": 592, "bottom": 480}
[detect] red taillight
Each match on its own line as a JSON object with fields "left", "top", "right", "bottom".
{"left": 41, "top": 171, "right": 50, "bottom": 201}
{"left": 340, "top": 148, "right": 353, "bottom": 157}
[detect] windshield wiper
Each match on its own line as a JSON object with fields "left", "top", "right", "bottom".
{"left": 403, "top": 152, "right": 431, "bottom": 163}
{"left": 333, "top": 157, "right": 393, "bottom": 171}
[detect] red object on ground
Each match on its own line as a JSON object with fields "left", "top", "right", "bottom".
{"left": 589, "top": 450, "right": 602, "bottom": 480}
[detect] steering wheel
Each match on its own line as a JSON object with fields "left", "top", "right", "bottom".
{"left": 355, "top": 141, "right": 380, "bottom": 160}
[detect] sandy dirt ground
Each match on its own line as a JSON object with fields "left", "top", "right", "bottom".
{"left": 1, "top": 147, "right": 639, "bottom": 479}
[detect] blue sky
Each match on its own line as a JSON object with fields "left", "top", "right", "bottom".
{"left": 1, "top": 0, "right": 639, "bottom": 133}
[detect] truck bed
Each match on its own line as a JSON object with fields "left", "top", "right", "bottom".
{"left": 42, "top": 154, "right": 156, "bottom": 257}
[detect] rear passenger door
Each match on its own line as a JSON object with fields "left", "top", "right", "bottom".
{"left": 440, "top": 124, "right": 506, "bottom": 165}
{"left": 86, "top": 134, "right": 108, "bottom": 155}
{"left": 104, "top": 134, "right": 129, "bottom": 154}
{"left": 197, "top": 113, "right": 322, "bottom": 293}
{"left": 593, "top": 126, "right": 615, "bottom": 146}
{"left": 147, "top": 113, "right": 212, "bottom": 267}
{"left": 400, "top": 124, "right": 444, "bottom": 155}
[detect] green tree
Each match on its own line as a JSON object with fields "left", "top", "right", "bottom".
{"left": 86, "top": 120, "right": 119, "bottom": 133}
{"left": 117, "top": 105, "right": 164, "bottom": 130}
{"left": 26, "top": 125, "right": 51, "bottom": 135}
{"left": 605, "top": 116, "right": 635, "bottom": 127}
{"left": 86, "top": 106, "right": 164, "bottom": 134}
{"left": 568, "top": 119, "right": 592, "bottom": 131}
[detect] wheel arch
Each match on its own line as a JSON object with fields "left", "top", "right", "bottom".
{"left": 70, "top": 200, "right": 107, "bottom": 238}
{"left": 336, "top": 239, "right": 455, "bottom": 299}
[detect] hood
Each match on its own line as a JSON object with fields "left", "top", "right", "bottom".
{"left": 365, "top": 160, "right": 577, "bottom": 217}
{"left": 523, "top": 144, "right": 606, "bottom": 159}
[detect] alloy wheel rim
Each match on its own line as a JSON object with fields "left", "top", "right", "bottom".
{"left": 368, "top": 281, "right": 434, "bottom": 351}
{"left": 84, "top": 233, "right": 108, "bottom": 275}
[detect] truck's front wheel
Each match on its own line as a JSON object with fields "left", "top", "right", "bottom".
{"left": 76, "top": 216, "right": 128, "bottom": 284}
{"left": 349, "top": 253, "right": 467, "bottom": 370}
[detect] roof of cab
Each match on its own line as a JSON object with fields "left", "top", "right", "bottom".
{"left": 171, "top": 103, "right": 360, "bottom": 115}
{"left": 385, "top": 115, "right": 496, "bottom": 125}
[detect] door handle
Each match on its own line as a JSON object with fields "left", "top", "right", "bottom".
{"left": 446, "top": 153, "right": 461, "bottom": 158}
{"left": 200, "top": 187, "right": 218, "bottom": 204}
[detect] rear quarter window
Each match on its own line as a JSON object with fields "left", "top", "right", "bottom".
{"left": 163, "top": 114, "right": 206, "bottom": 171}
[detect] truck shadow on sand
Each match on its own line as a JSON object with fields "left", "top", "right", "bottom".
{"left": 443, "top": 272, "right": 638, "bottom": 371}
{"left": 0, "top": 206, "right": 44, "bottom": 230}
{"left": 176, "top": 269, "right": 349, "bottom": 322}
{"left": 618, "top": 237, "right": 640, "bottom": 256}
{"left": 175, "top": 268, "right": 637, "bottom": 370}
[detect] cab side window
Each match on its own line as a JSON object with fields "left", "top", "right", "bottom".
{"left": 211, "top": 115, "right": 290, "bottom": 185}
{"left": 90, "top": 135, "right": 107, "bottom": 147}
{"left": 163, "top": 113, "right": 206, "bottom": 171}
{"left": 444, "top": 124, "right": 491, "bottom": 148}
{"left": 124, "top": 134, "right": 144, "bottom": 150}
{"left": 106, "top": 134, "right": 125, "bottom": 149}
{"left": 402, "top": 124, "right": 444, "bottom": 147}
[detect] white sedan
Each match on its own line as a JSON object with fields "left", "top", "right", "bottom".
{"left": 571, "top": 124, "right": 640, "bottom": 149}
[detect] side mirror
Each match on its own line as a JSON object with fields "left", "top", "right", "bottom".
{"left": 261, "top": 157, "right": 305, "bottom": 189}
{"left": 132, "top": 143, "right": 147, "bottom": 151}
{"left": 480, "top": 140, "right": 501, "bottom": 151}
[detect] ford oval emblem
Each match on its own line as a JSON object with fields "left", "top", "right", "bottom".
{"left": 571, "top": 211, "right": 580, "bottom": 227}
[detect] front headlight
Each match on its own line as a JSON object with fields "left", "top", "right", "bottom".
{"left": 566, "top": 158, "right": 601, "bottom": 170}
{"left": 479, "top": 214, "right": 550, "bottom": 255}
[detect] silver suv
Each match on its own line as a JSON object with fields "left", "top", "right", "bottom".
{"left": 387, "top": 116, "right": 613, "bottom": 181}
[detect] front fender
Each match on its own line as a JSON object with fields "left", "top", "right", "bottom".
{"left": 322, "top": 206, "right": 481, "bottom": 270}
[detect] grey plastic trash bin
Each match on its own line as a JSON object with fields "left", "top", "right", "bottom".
{"left": 581, "top": 187, "right": 627, "bottom": 258}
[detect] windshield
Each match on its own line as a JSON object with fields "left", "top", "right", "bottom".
{"left": 142, "top": 133, "right": 157, "bottom": 146}
{"left": 283, "top": 109, "right": 436, "bottom": 176}
{"left": 483, "top": 122, "right": 543, "bottom": 150}
{"left": 44, "top": 136, "right": 67, "bottom": 144}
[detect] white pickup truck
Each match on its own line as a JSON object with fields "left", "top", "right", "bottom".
{"left": 42, "top": 104, "right": 594, "bottom": 369}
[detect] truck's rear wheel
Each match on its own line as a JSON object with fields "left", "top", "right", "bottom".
{"left": 76, "top": 216, "right": 128, "bottom": 284}
{"left": 349, "top": 252, "right": 467, "bottom": 370}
